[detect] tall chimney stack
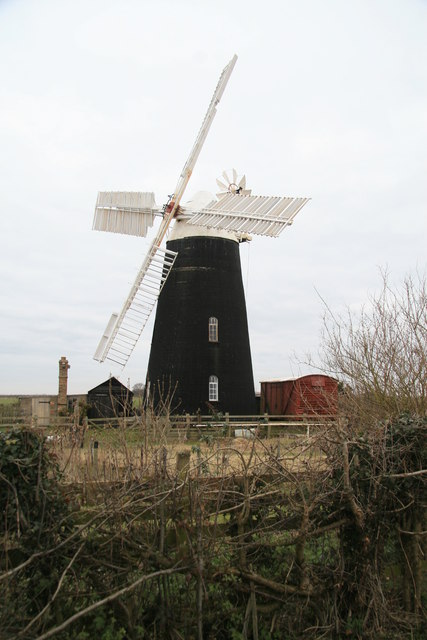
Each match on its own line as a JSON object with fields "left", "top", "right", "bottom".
{"left": 58, "top": 356, "right": 70, "bottom": 415}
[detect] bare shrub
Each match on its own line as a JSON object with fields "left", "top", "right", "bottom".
{"left": 320, "top": 270, "right": 427, "bottom": 422}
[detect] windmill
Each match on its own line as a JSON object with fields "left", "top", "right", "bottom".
{"left": 92, "top": 55, "right": 310, "bottom": 414}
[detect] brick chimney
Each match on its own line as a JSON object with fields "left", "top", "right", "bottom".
{"left": 58, "top": 356, "right": 70, "bottom": 415}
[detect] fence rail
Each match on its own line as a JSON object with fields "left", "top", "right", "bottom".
{"left": 0, "top": 412, "right": 336, "bottom": 439}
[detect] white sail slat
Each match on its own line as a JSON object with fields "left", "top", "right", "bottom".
{"left": 93, "top": 191, "right": 159, "bottom": 237}
{"left": 93, "top": 245, "right": 178, "bottom": 367}
{"left": 188, "top": 193, "right": 310, "bottom": 238}
{"left": 94, "top": 313, "right": 119, "bottom": 362}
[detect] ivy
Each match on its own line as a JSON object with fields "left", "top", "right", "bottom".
{"left": 0, "top": 428, "right": 70, "bottom": 546}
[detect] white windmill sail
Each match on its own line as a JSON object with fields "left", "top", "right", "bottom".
{"left": 188, "top": 192, "right": 310, "bottom": 238}
{"left": 161, "top": 54, "right": 238, "bottom": 232}
{"left": 94, "top": 245, "right": 177, "bottom": 366}
{"left": 93, "top": 191, "right": 159, "bottom": 237}
{"left": 93, "top": 55, "right": 238, "bottom": 366}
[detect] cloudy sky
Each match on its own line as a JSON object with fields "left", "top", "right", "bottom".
{"left": 0, "top": 0, "right": 426, "bottom": 395}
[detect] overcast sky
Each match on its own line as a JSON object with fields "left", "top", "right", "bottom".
{"left": 0, "top": 0, "right": 426, "bottom": 395}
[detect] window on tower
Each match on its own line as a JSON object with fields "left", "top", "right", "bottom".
{"left": 209, "top": 375, "right": 219, "bottom": 402}
{"left": 209, "top": 317, "right": 218, "bottom": 342}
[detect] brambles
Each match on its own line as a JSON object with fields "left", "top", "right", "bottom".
{"left": 0, "top": 417, "right": 425, "bottom": 639}
{"left": 0, "top": 428, "right": 69, "bottom": 544}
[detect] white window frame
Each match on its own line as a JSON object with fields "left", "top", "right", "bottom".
{"left": 209, "top": 317, "right": 218, "bottom": 342}
{"left": 209, "top": 375, "right": 219, "bottom": 402}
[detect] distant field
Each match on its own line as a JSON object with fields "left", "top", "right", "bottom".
{"left": 0, "top": 397, "right": 19, "bottom": 405}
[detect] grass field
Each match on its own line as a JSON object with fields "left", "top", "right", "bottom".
{"left": 0, "top": 397, "right": 19, "bottom": 405}
{"left": 45, "top": 421, "right": 326, "bottom": 484}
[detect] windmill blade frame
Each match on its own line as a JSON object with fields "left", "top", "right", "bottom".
{"left": 165, "top": 54, "right": 238, "bottom": 227}
{"left": 188, "top": 192, "right": 311, "bottom": 238}
{"left": 93, "top": 191, "right": 160, "bottom": 237}
{"left": 94, "top": 245, "right": 178, "bottom": 365}
{"left": 93, "top": 55, "right": 238, "bottom": 367}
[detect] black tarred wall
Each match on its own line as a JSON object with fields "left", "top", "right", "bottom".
{"left": 146, "top": 235, "right": 255, "bottom": 415}
{"left": 87, "top": 377, "right": 133, "bottom": 419}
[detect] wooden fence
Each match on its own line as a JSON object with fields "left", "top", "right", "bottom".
{"left": 0, "top": 411, "right": 336, "bottom": 439}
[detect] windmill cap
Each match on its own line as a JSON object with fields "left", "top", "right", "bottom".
{"left": 182, "top": 191, "right": 216, "bottom": 212}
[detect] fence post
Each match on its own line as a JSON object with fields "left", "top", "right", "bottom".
{"left": 226, "top": 412, "right": 231, "bottom": 437}
{"left": 89, "top": 439, "right": 99, "bottom": 478}
{"left": 186, "top": 413, "right": 191, "bottom": 440}
{"left": 93, "top": 440, "right": 99, "bottom": 474}
{"left": 265, "top": 413, "right": 271, "bottom": 439}
{"left": 175, "top": 452, "right": 190, "bottom": 559}
{"left": 73, "top": 401, "right": 80, "bottom": 429}
{"left": 176, "top": 450, "right": 191, "bottom": 480}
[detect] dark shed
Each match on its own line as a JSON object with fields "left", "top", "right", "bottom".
{"left": 87, "top": 377, "right": 133, "bottom": 419}
{"left": 260, "top": 375, "right": 338, "bottom": 416}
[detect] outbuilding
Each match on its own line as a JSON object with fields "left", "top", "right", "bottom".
{"left": 260, "top": 375, "right": 338, "bottom": 416}
{"left": 87, "top": 377, "right": 133, "bottom": 419}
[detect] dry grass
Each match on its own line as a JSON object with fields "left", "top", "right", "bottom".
{"left": 47, "top": 425, "right": 327, "bottom": 484}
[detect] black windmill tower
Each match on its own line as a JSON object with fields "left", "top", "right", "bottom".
{"left": 92, "top": 55, "right": 309, "bottom": 415}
